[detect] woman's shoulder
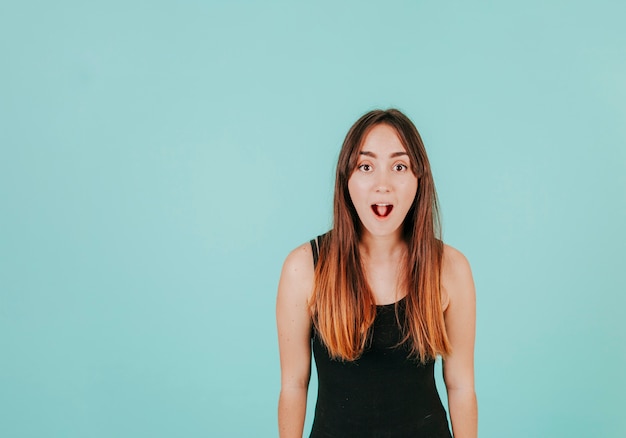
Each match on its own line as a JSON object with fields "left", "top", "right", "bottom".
{"left": 441, "top": 244, "right": 475, "bottom": 310}
{"left": 283, "top": 241, "right": 316, "bottom": 273}
{"left": 278, "top": 240, "right": 317, "bottom": 302}
{"left": 442, "top": 244, "right": 471, "bottom": 273}
{"left": 283, "top": 232, "right": 328, "bottom": 270}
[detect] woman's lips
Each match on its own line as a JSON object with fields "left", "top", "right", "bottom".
{"left": 371, "top": 204, "right": 393, "bottom": 218}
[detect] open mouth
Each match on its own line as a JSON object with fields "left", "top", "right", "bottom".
{"left": 371, "top": 204, "right": 393, "bottom": 218}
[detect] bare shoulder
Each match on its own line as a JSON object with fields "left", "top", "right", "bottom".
{"left": 281, "top": 241, "right": 315, "bottom": 284}
{"left": 442, "top": 244, "right": 475, "bottom": 303}
{"left": 442, "top": 244, "right": 471, "bottom": 277}
{"left": 278, "top": 241, "right": 316, "bottom": 303}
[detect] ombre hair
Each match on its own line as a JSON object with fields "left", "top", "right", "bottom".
{"left": 308, "top": 109, "right": 451, "bottom": 363}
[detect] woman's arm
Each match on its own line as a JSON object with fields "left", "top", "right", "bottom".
{"left": 276, "top": 244, "right": 315, "bottom": 438}
{"left": 441, "top": 245, "right": 478, "bottom": 438}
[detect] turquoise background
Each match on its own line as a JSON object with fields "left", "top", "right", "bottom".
{"left": 1, "top": 1, "right": 625, "bottom": 437}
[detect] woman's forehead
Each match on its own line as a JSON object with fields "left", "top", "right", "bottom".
{"left": 358, "top": 124, "right": 407, "bottom": 154}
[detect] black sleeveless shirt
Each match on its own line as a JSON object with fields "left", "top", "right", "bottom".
{"left": 309, "top": 237, "right": 452, "bottom": 438}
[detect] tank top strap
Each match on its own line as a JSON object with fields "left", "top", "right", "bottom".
{"left": 310, "top": 238, "right": 319, "bottom": 267}
{"left": 310, "top": 233, "right": 327, "bottom": 268}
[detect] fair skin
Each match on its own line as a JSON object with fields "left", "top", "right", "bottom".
{"left": 276, "top": 124, "right": 477, "bottom": 437}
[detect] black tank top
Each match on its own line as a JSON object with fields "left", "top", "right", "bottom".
{"left": 309, "top": 237, "right": 452, "bottom": 438}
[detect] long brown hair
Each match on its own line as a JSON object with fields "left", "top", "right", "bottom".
{"left": 309, "top": 109, "right": 450, "bottom": 363}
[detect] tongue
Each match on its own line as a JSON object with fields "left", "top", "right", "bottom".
{"left": 373, "top": 205, "right": 392, "bottom": 217}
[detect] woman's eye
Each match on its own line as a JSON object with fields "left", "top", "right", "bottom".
{"left": 394, "top": 163, "right": 408, "bottom": 171}
{"left": 358, "top": 164, "right": 372, "bottom": 172}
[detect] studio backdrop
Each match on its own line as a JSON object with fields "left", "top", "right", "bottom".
{"left": 1, "top": 1, "right": 625, "bottom": 437}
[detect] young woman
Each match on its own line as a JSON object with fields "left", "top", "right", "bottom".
{"left": 276, "top": 109, "right": 477, "bottom": 437}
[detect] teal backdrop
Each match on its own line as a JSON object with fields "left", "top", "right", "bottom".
{"left": 1, "top": 1, "right": 625, "bottom": 437}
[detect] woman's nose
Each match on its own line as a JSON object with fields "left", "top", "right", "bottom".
{"left": 375, "top": 170, "right": 391, "bottom": 192}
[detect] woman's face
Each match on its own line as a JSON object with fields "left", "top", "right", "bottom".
{"left": 348, "top": 124, "right": 418, "bottom": 239}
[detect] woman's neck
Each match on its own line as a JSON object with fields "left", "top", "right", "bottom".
{"left": 359, "top": 231, "right": 406, "bottom": 262}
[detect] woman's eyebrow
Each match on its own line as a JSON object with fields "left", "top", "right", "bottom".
{"left": 359, "top": 151, "right": 408, "bottom": 158}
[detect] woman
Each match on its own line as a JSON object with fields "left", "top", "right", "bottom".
{"left": 276, "top": 109, "right": 477, "bottom": 437}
